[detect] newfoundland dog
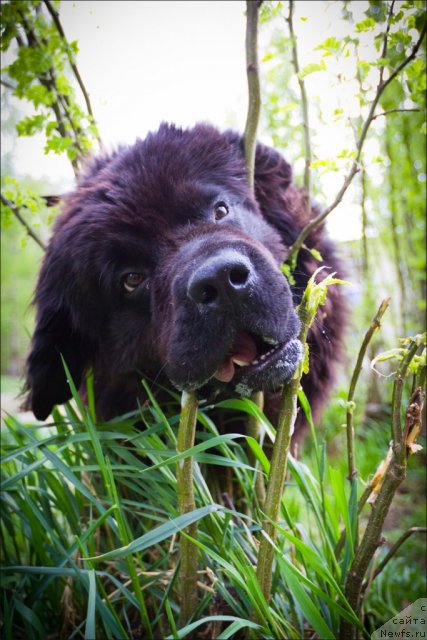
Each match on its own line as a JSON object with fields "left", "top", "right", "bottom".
{"left": 25, "top": 123, "right": 346, "bottom": 431}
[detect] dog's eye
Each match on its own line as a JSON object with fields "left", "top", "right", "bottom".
{"left": 123, "top": 272, "right": 144, "bottom": 293}
{"left": 213, "top": 202, "right": 229, "bottom": 221}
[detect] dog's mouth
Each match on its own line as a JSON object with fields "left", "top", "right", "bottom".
{"left": 212, "top": 331, "right": 274, "bottom": 382}
{"left": 212, "top": 330, "right": 303, "bottom": 390}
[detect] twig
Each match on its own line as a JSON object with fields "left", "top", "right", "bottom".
{"left": 391, "top": 341, "right": 420, "bottom": 451}
{"left": 1, "top": 193, "right": 47, "bottom": 251}
{"left": 255, "top": 372, "right": 299, "bottom": 604}
{"left": 243, "top": 1, "right": 265, "bottom": 496}
{"left": 339, "top": 378, "right": 425, "bottom": 639}
{"left": 243, "top": 0, "right": 262, "bottom": 190}
{"left": 0, "top": 78, "right": 16, "bottom": 90}
{"left": 256, "top": 274, "right": 332, "bottom": 604}
{"left": 287, "top": 0, "right": 311, "bottom": 199}
{"left": 346, "top": 298, "right": 391, "bottom": 481}
{"left": 43, "top": 0, "right": 100, "bottom": 143}
{"left": 371, "top": 108, "right": 420, "bottom": 120}
{"left": 16, "top": 9, "right": 80, "bottom": 177}
{"left": 378, "top": 1, "right": 395, "bottom": 87}
{"left": 286, "top": 16, "right": 427, "bottom": 264}
{"left": 176, "top": 391, "right": 199, "bottom": 628}
{"left": 366, "top": 527, "right": 427, "bottom": 586}
{"left": 248, "top": 391, "right": 267, "bottom": 509}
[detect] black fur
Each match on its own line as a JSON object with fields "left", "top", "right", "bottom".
{"left": 25, "top": 123, "right": 346, "bottom": 431}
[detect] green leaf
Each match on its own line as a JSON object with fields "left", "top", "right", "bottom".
{"left": 88, "top": 504, "right": 224, "bottom": 561}
{"left": 299, "top": 268, "right": 350, "bottom": 318}
{"left": 315, "top": 36, "right": 342, "bottom": 56}
{"left": 44, "top": 135, "right": 74, "bottom": 155}
{"left": 14, "top": 599, "right": 46, "bottom": 637}
{"left": 298, "top": 60, "right": 327, "bottom": 79}
{"left": 355, "top": 17, "right": 376, "bottom": 32}
{"left": 16, "top": 114, "right": 46, "bottom": 137}
{"left": 168, "top": 616, "right": 260, "bottom": 640}
{"left": 84, "top": 570, "right": 97, "bottom": 640}
{"left": 274, "top": 553, "right": 336, "bottom": 639}
{"left": 281, "top": 262, "right": 296, "bottom": 285}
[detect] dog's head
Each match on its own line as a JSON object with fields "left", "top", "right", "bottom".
{"left": 25, "top": 123, "right": 304, "bottom": 420}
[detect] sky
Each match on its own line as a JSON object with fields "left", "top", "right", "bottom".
{"left": 1, "top": 1, "right": 383, "bottom": 241}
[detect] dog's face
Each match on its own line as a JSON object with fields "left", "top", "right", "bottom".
{"left": 26, "top": 124, "right": 303, "bottom": 420}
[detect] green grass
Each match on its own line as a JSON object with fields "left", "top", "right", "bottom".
{"left": 1, "top": 376, "right": 425, "bottom": 638}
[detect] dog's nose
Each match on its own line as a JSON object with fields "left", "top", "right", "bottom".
{"left": 187, "top": 252, "right": 252, "bottom": 305}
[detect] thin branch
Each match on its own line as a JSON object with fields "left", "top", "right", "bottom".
{"left": 50, "top": 68, "right": 85, "bottom": 155}
{"left": 378, "top": 1, "right": 395, "bottom": 87}
{"left": 243, "top": 0, "right": 262, "bottom": 190}
{"left": 371, "top": 107, "right": 420, "bottom": 120}
{"left": 43, "top": 0, "right": 100, "bottom": 142}
{"left": 286, "top": 17, "right": 427, "bottom": 264}
{"left": 334, "top": 298, "right": 391, "bottom": 559}
{"left": 339, "top": 383, "right": 425, "bottom": 639}
{"left": 243, "top": 1, "right": 265, "bottom": 486}
{"left": 0, "top": 78, "right": 16, "bottom": 90}
{"left": 256, "top": 275, "right": 335, "bottom": 605}
{"left": 248, "top": 391, "right": 267, "bottom": 508}
{"left": 391, "top": 340, "right": 420, "bottom": 451}
{"left": 1, "top": 193, "right": 47, "bottom": 251}
{"left": 16, "top": 10, "right": 80, "bottom": 177}
{"left": 176, "top": 391, "right": 199, "bottom": 628}
{"left": 367, "top": 527, "right": 427, "bottom": 585}
{"left": 346, "top": 298, "right": 391, "bottom": 481}
{"left": 287, "top": 0, "right": 311, "bottom": 199}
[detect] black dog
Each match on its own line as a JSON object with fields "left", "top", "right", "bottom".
{"left": 25, "top": 123, "right": 346, "bottom": 430}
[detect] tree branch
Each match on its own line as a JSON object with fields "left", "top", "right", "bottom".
{"left": 339, "top": 379, "right": 425, "bottom": 639}
{"left": 371, "top": 108, "right": 420, "bottom": 120}
{"left": 248, "top": 391, "right": 267, "bottom": 508}
{"left": 1, "top": 193, "right": 47, "bottom": 251}
{"left": 256, "top": 274, "right": 340, "bottom": 605}
{"left": 366, "top": 526, "right": 427, "bottom": 586}
{"left": 346, "top": 298, "right": 391, "bottom": 481}
{"left": 287, "top": 0, "right": 311, "bottom": 199}
{"left": 0, "top": 78, "right": 16, "bottom": 90}
{"left": 176, "top": 391, "right": 199, "bottom": 628}
{"left": 243, "top": 0, "right": 262, "bottom": 190}
{"left": 244, "top": 1, "right": 265, "bottom": 475}
{"left": 16, "top": 10, "right": 80, "bottom": 177}
{"left": 43, "top": 0, "right": 100, "bottom": 143}
{"left": 286, "top": 16, "right": 427, "bottom": 265}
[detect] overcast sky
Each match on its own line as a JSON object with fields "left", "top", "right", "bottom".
{"left": 2, "top": 1, "right": 380, "bottom": 241}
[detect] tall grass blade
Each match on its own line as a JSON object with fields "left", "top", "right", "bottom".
{"left": 84, "top": 570, "right": 97, "bottom": 640}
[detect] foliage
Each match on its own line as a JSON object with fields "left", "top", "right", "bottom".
{"left": 0, "top": 1, "right": 426, "bottom": 638}
{"left": 1, "top": 0, "right": 100, "bottom": 172}
{"left": 1, "top": 361, "right": 424, "bottom": 638}
{"left": 260, "top": 0, "right": 426, "bottom": 336}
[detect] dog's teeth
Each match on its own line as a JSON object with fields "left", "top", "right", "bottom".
{"left": 232, "top": 359, "right": 249, "bottom": 367}
{"left": 263, "top": 336, "right": 279, "bottom": 346}
{"left": 252, "top": 359, "right": 259, "bottom": 365}
{"left": 260, "top": 354, "right": 266, "bottom": 360}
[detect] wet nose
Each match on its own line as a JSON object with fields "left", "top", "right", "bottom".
{"left": 187, "top": 251, "right": 252, "bottom": 306}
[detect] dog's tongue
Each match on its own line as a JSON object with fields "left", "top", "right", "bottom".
{"left": 213, "top": 331, "right": 257, "bottom": 383}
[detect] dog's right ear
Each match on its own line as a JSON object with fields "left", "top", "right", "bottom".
{"left": 24, "top": 152, "right": 121, "bottom": 420}
{"left": 24, "top": 244, "right": 96, "bottom": 421}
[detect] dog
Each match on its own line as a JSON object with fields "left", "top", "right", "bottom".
{"left": 24, "top": 123, "right": 346, "bottom": 433}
